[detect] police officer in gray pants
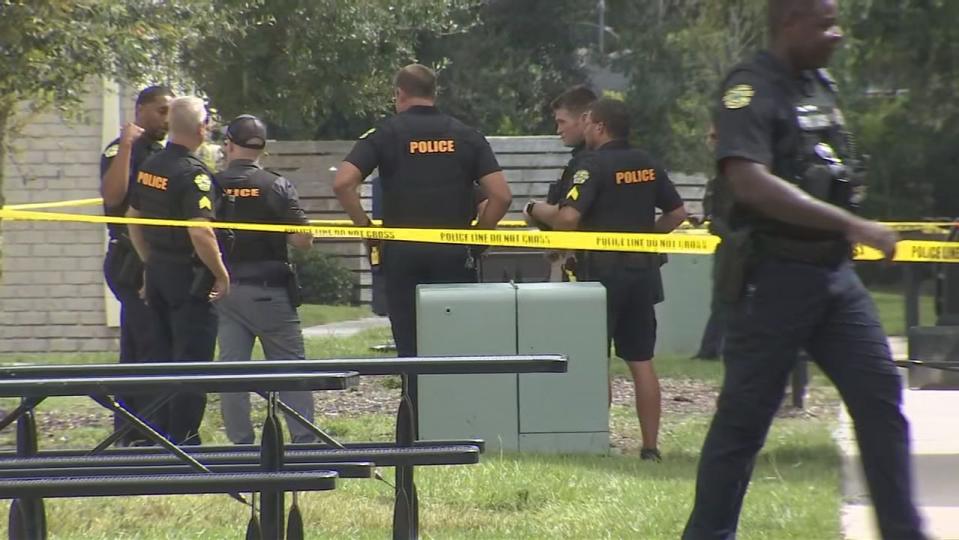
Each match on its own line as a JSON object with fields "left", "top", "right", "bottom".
{"left": 215, "top": 115, "right": 317, "bottom": 444}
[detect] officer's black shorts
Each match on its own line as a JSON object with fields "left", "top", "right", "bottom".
{"left": 598, "top": 267, "right": 662, "bottom": 362}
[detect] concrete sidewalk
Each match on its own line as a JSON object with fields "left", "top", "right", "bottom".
{"left": 839, "top": 338, "right": 959, "bottom": 540}
{"left": 301, "top": 316, "right": 390, "bottom": 338}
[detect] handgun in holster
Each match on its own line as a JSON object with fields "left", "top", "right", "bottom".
{"left": 189, "top": 263, "right": 215, "bottom": 300}
{"left": 714, "top": 227, "right": 755, "bottom": 303}
{"left": 285, "top": 263, "right": 303, "bottom": 308}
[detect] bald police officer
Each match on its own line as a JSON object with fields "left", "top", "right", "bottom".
{"left": 127, "top": 96, "right": 231, "bottom": 445}
{"left": 100, "top": 85, "right": 175, "bottom": 445}
{"left": 527, "top": 98, "right": 688, "bottom": 461}
{"left": 333, "top": 63, "right": 512, "bottom": 358}
{"left": 215, "top": 115, "right": 317, "bottom": 445}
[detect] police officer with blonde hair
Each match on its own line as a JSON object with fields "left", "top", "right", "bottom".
{"left": 127, "top": 96, "right": 230, "bottom": 445}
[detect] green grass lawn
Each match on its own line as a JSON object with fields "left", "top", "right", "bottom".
{"left": 870, "top": 289, "right": 935, "bottom": 336}
{"left": 0, "top": 328, "right": 842, "bottom": 539}
{"left": 297, "top": 303, "right": 373, "bottom": 328}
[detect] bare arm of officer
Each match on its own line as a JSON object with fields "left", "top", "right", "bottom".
{"left": 332, "top": 162, "right": 371, "bottom": 226}
{"left": 655, "top": 205, "right": 688, "bottom": 233}
{"left": 475, "top": 171, "right": 511, "bottom": 229}
{"left": 724, "top": 158, "right": 897, "bottom": 258}
{"left": 101, "top": 123, "right": 143, "bottom": 207}
{"left": 288, "top": 233, "right": 313, "bottom": 250}
{"left": 187, "top": 219, "right": 231, "bottom": 300}
{"left": 125, "top": 207, "right": 150, "bottom": 262}
{"left": 529, "top": 203, "right": 580, "bottom": 231}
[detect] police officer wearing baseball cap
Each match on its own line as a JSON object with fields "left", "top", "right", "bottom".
{"left": 126, "top": 96, "right": 231, "bottom": 445}
{"left": 214, "top": 114, "right": 318, "bottom": 445}
{"left": 333, "top": 63, "right": 512, "bottom": 359}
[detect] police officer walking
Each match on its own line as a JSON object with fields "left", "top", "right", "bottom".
{"left": 333, "top": 63, "right": 512, "bottom": 358}
{"left": 527, "top": 85, "right": 597, "bottom": 281}
{"left": 100, "top": 85, "right": 175, "bottom": 445}
{"left": 215, "top": 114, "right": 317, "bottom": 445}
{"left": 127, "top": 96, "right": 230, "bottom": 446}
{"left": 683, "top": 1, "right": 925, "bottom": 538}
{"left": 527, "top": 98, "right": 688, "bottom": 461}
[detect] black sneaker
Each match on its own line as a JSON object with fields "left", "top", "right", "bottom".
{"left": 640, "top": 448, "right": 662, "bottom": 462}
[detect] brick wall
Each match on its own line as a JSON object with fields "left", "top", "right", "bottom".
{"left": 1, "top": 81, "right": 118, "bottom": 353}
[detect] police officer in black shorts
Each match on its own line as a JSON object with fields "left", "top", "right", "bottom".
{"left": 127, "top": 96, "right": 231, "bottom": 445}
{"left": 683, "top": 1, "right": 925, "bottom": 538}
{"left": 100, "top": 85, "right": 175, "bottom": 444}
{"left": 214, "top": 114, "right": 317, "bottom": 445}
{"left": 527, "top": 98, "right": 688, "bottom": 461}
{"left": 333, "top": 63, "right": 512, "bottom": 358}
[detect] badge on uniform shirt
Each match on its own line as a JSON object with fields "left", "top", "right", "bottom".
{"left": 103, "top": 144, "right": 119, "bottom": 158}
{"left": 358, "top": 127, "right": 376, "bottom": 140}
{"left": 566, "top": 186, "right": 580, "bottom": 201}
{"left": 572, "top": 169, "right": 590, "bottom": 185}
{"left": 198, "top": 196, "right": 212, "bottom": 210}
{"left": 193, "top": 173, "right": 212, "bottom": 193}
{"left": 723, "top": 84, "right": 755, "bottom": 110}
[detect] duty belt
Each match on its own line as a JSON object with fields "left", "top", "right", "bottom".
{"left": 754, "top": 234, "right": 850, "bottom": 267}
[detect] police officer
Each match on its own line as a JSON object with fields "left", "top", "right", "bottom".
{"left": 215, "top": 114, "right": 317, "bottom": 445}
{"left": 127, "top": 96, "right": 231, "bottom": 446}
{"left": 692, "top": 121, "right": 727, "bottom": 361}
{"left": 527, "top": 98, "right": 688, "bottom": 461}
{"left": 100, "top": 85, "right": 175, "bottom": 445}
{"left": 683, "top": 1, "right": 925, "bottom": 538}
{"left": 333, "top": 63, "right": 512, "bottom": 358}
{"left": 526, "top": 85, "right": 597, "bottom": 281}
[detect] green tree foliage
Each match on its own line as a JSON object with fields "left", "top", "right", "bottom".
{"left": 0, "top": 0, "right": 221, "bottom": 205}
{"left": 416, "top": 0, "right": 590, "bottom": 136}
{"left": 183, "top": 0, "right": 479, "bottom": 139}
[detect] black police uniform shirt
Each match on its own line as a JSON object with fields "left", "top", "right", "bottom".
{"left": 561, "top": 140, "right": 683, "bottom": 233}
{"left": 129, "top": 142, "right": 217, "bottom": 259}
{"left": 716, "top": 50, "right": 854, "bottom": 242}
{"left": 215, "top": 159, "right": 309, "bottom": 279}
{"left": 547, "top": 143, "right": 587, "bottom": 205}
{"left": 343, "top": 105, "right": 502, "bottom": 228}
{"left": 100, "top": 135, "right": 165, "bottom": 240}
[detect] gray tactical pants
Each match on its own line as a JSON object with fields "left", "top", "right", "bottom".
{"left": 216, "top": 283, "right": 316, "bottom": 444}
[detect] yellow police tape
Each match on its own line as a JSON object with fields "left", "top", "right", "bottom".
{"left": 5, "top": 198, "right": 105, "bottom": 210}
{"left": 3, "top": 207, "right": 959, "bottom": 263}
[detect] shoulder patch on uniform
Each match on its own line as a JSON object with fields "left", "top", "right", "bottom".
{"left": 566, "top": 186, "right": 580, "bottom": 201}
{"left": 572, "top": 169, "right": 590, "bottom": 185}
{"left": 193, "top": 173, "right": 211, "bottom": 193}
{"left": 198, "top": 196, "right": 212, "bottom": 210}
{"left": 358, "top": 128, "right": 376, "bottom": 140}
{"left": 723, "top": 84, "right": 755, "bottom": 110}
{"left": 103, "top": 143, "right": 119, "bottom": 158}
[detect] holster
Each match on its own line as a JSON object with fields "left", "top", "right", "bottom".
{"left": 189, "top": 264, "right": 215, "bottom": 300}
{"left": 286, "top": 263, "right": 303, "bottom": 308}
{"left": 714, "top": 228, "right": 755, "bottom": 303}
{"left": 114, "top": 239, "right": 144, "bottom": 290}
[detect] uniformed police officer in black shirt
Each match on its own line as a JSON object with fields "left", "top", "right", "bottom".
{"left": 127, "top": 96, "right": 231, "bottom": 446}
{"left": 214, "top": 114, "right": 318, "bottom": 445}
{"left": 333, "top": 63, "right": 512, "bottom": 358}
{"left": 683, "top": 1, "right": 925, "bottom": 539}
{"left": 527, "top": 85, "right": 597, "bottom": 281}
{"left": 527, "top": 98, "right": 688, "bottom": 462}
{"left": 100, "top": 85, "right": 174, "bottom": 445}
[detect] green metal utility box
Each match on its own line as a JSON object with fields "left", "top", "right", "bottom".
{"left": 656, "top": 254, "right": 713, "bottom": 357}
{"left": 416, "top": 282, "right": 609, "bottom": 454}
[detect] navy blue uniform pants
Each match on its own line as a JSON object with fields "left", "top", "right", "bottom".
{"left": 383, "top": 242, "right": 476, "bottom": 358}
{"left": 104, "top": 242, "right": 162, "bottom": 444}
{"left": 684, "top": 259, "right": 924, "bottom": 540}
{"left": 145, "top": 259, "right": 218, "bottom": 445}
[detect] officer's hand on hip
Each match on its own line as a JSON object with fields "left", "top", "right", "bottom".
{"left": 210, "top": 275, "right": 230, "bottom": 302}
{"left": 846, "top": 218, "right": 898, "bottom": 260}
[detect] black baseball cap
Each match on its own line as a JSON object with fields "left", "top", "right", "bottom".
{"left": 224, "top": 114, "right": 267, "bottom": 149}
